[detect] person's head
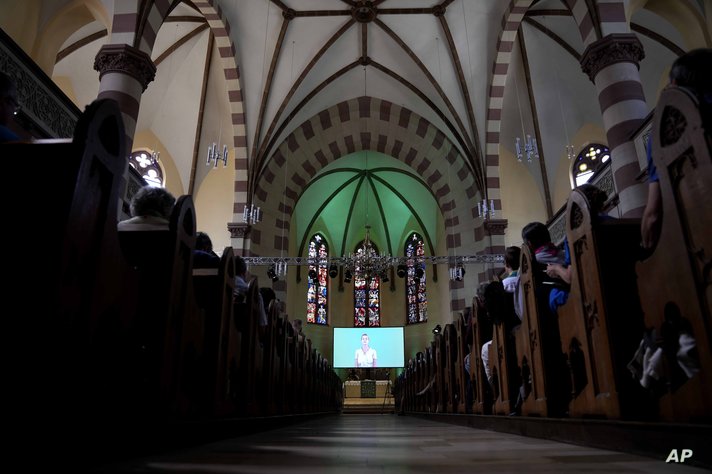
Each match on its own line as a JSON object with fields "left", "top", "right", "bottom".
{"left": 361, "top": 333, "right": 369, "bottom": 346}
{"left": 234, "top": 255, "right": 247, "bottom": 277}
{"left": 130, "top": 185, "right": 175, "bottom": 219}
{"left": 504, "top": 246, "right": 521, "bottom": 272}
{"left": 196, "top": 231, "right": 213, "bottom": 253}
{"left": 1, "top": 71, "right": 19, "bottom": 127}
{"left": 483, "top": 280, "right": 512, "bottom": 324}
{"left": 260, "top": 287, "right": 276, "bottom": 310}
{"left": 669, "top": 49, "right": 712, "bottom": 98}
{"left": 522, "top": 222, "right": 551, "bottom": 250}
{"left": 292, "top": 318, "right": 303, "bottom": 333}
{"left": 577, "top": 183, "right": 608, "bottom": 216}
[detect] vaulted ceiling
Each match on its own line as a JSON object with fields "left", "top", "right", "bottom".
{"left": 2, "top": 0, "right": 707, "bottom": 253}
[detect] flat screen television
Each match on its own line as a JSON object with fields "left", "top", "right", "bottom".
{"left": 332, "top": 327, "right": 405, "bottom": 368}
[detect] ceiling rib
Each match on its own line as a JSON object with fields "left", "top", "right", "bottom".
{"left": 256, "top": 60, "right": 361, "bottom": 179}
{"left": 518, "top": 28, "right": 552, "bottom": 218}
{"left": 367, "top": 176, "right": 394, "bottom": 256}
{"left": 436, "top": 13, "right": 483, "bottom": 172}
{"left": 56, "top": 29, "right": 108, "bottom": 62}
{"left": 370, "top": 174, "right": 435, "bottom": 255}
{"left": 523, "top": 18, "right": 581, "bottom": 61}
{"left": 297, "top": 172, "right": 365, "bottom": 257}
{"left": 164, "top": 16, "right": 207, "bottom": 23}
{"left": 631, "top": 23, "right": 685, "bottom": 56}
{"left": 374, "top": 19, "right": 474, "bottom": 154}
{"left": 154, "top": 23, "right": 209, "bottom": 66}
{"left": 369, "top": 60, "right": 472, "bottom": 164}
{"left": 361, "top": 22, "right": 368, "bottom": 58}
{"left": 252, "top": 18, "right": 356, "bottom": 187}
{"left": 189, "top": 30, "right": 214, "bottom": 195}
{"left": 297, "top": 166, "right": 438, "bottom": 255}
{"left": 294, "top": 10, "right": 351, "bottom": 17}
{"left": 378, "top": 8, "right": 434, "bottom": 14}
{"left": 339, "top": 175, "right": 367, "bottom": 256}
{"left": 251, "top": 16, "right": 291, "bottom": 163}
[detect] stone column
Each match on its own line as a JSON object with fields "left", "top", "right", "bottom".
{"left": 580, "top": 33, "right": 648, "bottom": 217}
{"left": 94, "top": 44, "right": 156, "bottom": 151}
{"left": 228, "top": 222, "right": 252, "bottom": 257}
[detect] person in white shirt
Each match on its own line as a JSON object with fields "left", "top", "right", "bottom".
{"left": 355, "top": 333, "right": 377, "bottom": 368}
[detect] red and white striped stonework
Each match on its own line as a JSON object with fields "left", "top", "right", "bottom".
{"left": 484, "top": 0, "right": 535, "bottom": 285}
{"left": 96, "top": 1, "right": 250, "bottom": 238}
{"left": 95, "top": 0, "right": 174, "bottom": 149}
{"left": 484, "top": 0, "right": 648, "bottom": 221}
{"left": 252, "top": 97, "right": 484, "bottom": 314}
{"left": 191, "top": 0, "right": 250, "bottom": 254}
{"left": 567, "top": 0, "right": 648, "bottom": 216}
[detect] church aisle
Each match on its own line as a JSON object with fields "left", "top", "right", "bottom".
{"left": 97, "top": 414, "right": 705, "bottom": 473}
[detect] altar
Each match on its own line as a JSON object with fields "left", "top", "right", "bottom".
{"left": 344, "top": 380, "right": 391, "bottom": 398}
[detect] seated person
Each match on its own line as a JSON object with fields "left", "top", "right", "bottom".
{"left": 502, "top": 246, "right": 521, "bottom": 293}
{"left": 260, "top": 287, "right": 277, "bottom": 312}
{"left": 118, "top": 185, "right": 175, "bottom": 231}
{"left": 518, "top": 221, "right": 567, "bottom": 319}
{"left": 291, "top": 318, "right": 305, "bottom": 342}
{"left": 193, "top": 231, "right": 220, "bottom": 268}
{"left": 641, "top": 48, "right": 712, "bottom": 252}
{"left": 234, "top": 255, "right": 268, "bottom": 335}
{"left": 545, "top": 184, "right": 611, "bottom": 314}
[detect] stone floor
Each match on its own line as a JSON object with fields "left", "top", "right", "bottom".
{"left": 96, "top": 414, "right": 707, "bottom": 473}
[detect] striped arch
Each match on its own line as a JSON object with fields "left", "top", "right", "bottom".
{"left": 485, "top": 0, "right": 645, "bottom": 223}
{"left": 108, "top": 0, "right": 174, "bottom": 55}
{"left": 252, "top": 97, "right": 485, "bottom": 314}
{"left": 100, "top": 0, "right": 249, "bottom": 225}
{"left": 483, "top": 0, "right": 536, "bottom": 288}
{"left": 563, "top": 0, "right": 630, "bottom": 49}
{"left": 191, "top": 1, "right": 250, "bottom": 250}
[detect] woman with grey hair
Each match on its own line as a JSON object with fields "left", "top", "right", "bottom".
{"left": 118, "top": 185, "right": 176, "bottom": 231}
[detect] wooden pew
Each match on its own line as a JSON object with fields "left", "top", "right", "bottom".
{"left": 443, "top": 323, "right": 459, "bottom": 413}
{"left": 558, "top": 189, "right": 651, "bottom": 419}
{"left": 192, "top": 247, "right": 239, "bottom": 416}
{"left": 239, "top": 277, "right": 265, "bottom": 416}
{"left": 515, "top": 244, "right": 568, "bottom": 417}
{"left": 472, "top": 298, "right": 493, "bottom": 414}
{"left": 426, "top": 343, "right": 437, "bottom": 413}
{"left": 490, "top": 318, "right": 520, "bottom": 416}
{"left": 117, "top": 195, "right": 212, "bottom": 419}
{"left": 454, "top": 316, "right": 469, "bottom": 413}
{"left": 4, "top": 99, "right": 139, "bottom": 448}
{"left": 433, "top": 333, "right": 446, "bottom": 413}
{"left": 637, "top": 85, "right": 712, "bottom": 422}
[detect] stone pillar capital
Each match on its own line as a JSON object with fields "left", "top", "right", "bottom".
{"left": 94, "top": 44, "right": 157, "bottom": 91}
{"left": 580, "top": 33, "right": 645, "bottom": 83}
{"left": 228, "top": 222, "right": 251, "bottom": 239}
{"left": 484, "top": 218, "right": 508, "bottom": 236}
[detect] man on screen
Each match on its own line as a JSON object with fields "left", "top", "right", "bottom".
{"left": 355, "top": 333, "right": 377, "bottom": 368}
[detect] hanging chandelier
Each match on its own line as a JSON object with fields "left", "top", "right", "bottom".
{"left": 342, "top": 226, "right": 392, "bottom": 281}
{"left": 207, "top": 142, "right": 228, "bottom": 168}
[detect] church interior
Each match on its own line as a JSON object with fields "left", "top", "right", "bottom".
{"left": 1, "top": 0, "right": 710, "bottom": 471}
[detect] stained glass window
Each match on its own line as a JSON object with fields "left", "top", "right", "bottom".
{"left": 129, "top": 149, "right": 164, "bottom": 187}
{"left": 354, "top": 240, "right": 380, "bottom": 327}
{"left": 306, "top": 234, "right": 328, "bottom": 325}
{"left": 573, "top": 144, "right": 610, "bottom": 187}
{"left": 405, "top": 232, "right": 427, "bottom": 324}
